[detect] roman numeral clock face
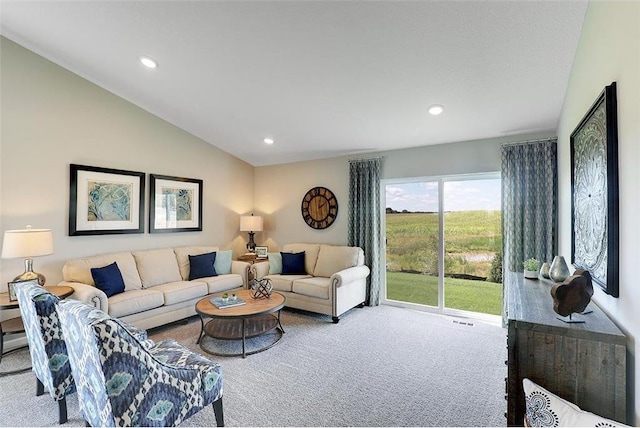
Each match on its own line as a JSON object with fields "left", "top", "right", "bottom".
{"left": 301, "top": 187, "right": 338, "bottom": 229}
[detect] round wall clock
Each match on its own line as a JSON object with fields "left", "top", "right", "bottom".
{"left": 301, "top": 186, "right": 338, "bottom": 229}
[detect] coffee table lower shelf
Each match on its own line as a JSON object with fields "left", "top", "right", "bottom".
{"left": 198, "top": 313, "right": 284, "bottom": 358}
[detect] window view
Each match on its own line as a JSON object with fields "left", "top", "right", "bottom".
{"left": 385, "top": 177, "right": 502, "bottom": 316}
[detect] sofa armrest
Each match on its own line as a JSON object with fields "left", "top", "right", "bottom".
{"left": 58, "top": 281, "right": 109, "bottom": 313}
{"left": 331, "top": 265, "right": 371, "bottom": 288}
{"left": 231, "top": 260, "right": 251, "bottom": 288}
{"left": 251, "top": 261, "right": 270, "bottom": 280}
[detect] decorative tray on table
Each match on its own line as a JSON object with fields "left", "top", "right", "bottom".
{"left": 210, "top": 296, "right": 246, "bottom": 309}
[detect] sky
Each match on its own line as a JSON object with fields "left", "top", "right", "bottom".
{"left": 385, "top": 179, "right": 501, "bottom": 212}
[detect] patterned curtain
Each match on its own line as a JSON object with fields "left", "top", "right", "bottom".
{"left": 501, "top": 139, "right": 558, "bottom": 273}
{"left": 348, "top": 157, "right": 382, "bottom": 306}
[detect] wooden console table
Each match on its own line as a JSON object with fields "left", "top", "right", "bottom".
{"left": 504, "top": 271, "right": 626, "bottom": 426}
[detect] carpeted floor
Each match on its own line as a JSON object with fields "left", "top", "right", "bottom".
{"left": 0, "top": 305, "right": 507, "bottom": 427}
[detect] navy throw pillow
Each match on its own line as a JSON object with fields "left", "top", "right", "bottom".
{"left": 91, "top": 262, "right": 126, "bottom": 298}
{"left": 189, "top": 252, "right": 217, "bottom": 280}
{"left": 281, "top": 251, "right": 306, "bottom": 275}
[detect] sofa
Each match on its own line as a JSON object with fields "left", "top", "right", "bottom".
{"left": 250, "top": 243, "right": 370, "bottom": 322}
{"left": 58, "top": 246, "right": 249, "bottom": 330}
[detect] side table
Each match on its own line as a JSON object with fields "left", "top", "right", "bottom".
{"left": 0, "top": 285, "right": 74, "bottom": 377}
{"left": 237, "top": 253, "right": 268, "bottom": 263}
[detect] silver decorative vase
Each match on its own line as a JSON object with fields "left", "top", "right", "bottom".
{"left": 540, "top": 262, "right": 551, "bottom": 279}
{"left": 549, "top": 256, "right": 570, "bottom": 282}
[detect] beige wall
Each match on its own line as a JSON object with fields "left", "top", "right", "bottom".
{"left": 0, "top": 37, "right": 254, "bottom": 294}
{"left": 557, "top": 1, "right": 639, "bottom": 424}
{"left": 254, "top": 133, "right": 555, "bottom": 250}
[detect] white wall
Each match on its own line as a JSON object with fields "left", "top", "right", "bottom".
{"left": 0, "top": 37, "right": 255, "bottom": 297}
{"left": 557, "top": 1, "right": 639, "bottom": 424}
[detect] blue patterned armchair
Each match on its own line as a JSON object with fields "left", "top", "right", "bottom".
{"left": 57, "top": 299, "right": 224, "bottom": 427}
{"left": 15, "top": 280, "right": 76, "bottom": 424}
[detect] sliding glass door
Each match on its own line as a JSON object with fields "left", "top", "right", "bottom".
{"left": 383, "top": 174, "right": 502, "bottom": 319}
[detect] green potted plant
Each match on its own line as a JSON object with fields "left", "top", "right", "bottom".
{"left": 523, "top": 258, "right": 540, "bottom": 279}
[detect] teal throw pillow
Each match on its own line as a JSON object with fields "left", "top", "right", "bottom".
{"left": 91, "top": 262, "right": 126, "bottom": 297}
{"left": 214, "top": 250, "right": 233, "bottom": 275}
{"left": 268, "top": 252, "right": 282, "bottom": 274}
{"left": 189, "top": 252, "right": 217, "bottom": 280}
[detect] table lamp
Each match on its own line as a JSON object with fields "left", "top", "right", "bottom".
{"left": 1, "top": 226, "right": 54, "bottom": 286}
{"left": 240, "top": 214, "right": 263, "bottom": 252}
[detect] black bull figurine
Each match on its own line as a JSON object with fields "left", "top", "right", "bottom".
{"left": 550, "top": 269, "right": 594, "bottom": 318}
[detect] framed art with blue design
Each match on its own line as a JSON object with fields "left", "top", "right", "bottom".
{"left": 69, "top": 164, "right": 145, "bottom": 236}
{"left": 570, "top": 82, "right": 619, "bottom": 297}
{"left": 149, "top": 174, "right": 203, "bottom": 233}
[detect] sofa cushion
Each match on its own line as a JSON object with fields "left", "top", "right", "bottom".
{"left": 523, "top": 378, "right": 627, "bottom": 427}
{"left": 174, "top": 246, "right": 219, "bottom": 280}
{"left": 283, "top": 243, "right": 321, "bottom": 275}
{"left": 189, "top": 252, "right": 217, "bottom": 280}
{"left": 63, "top": 252, "right": 142, "bottom": 291}
{"left": 108, "top": 289, "right": 164, "bottom": 318}
{"left": 313, "top": 245, "right": 362, "bottom": 278}
{"left": 265, "top": 274, "right": 311, "bottom": 293}
{"left": 202, "top": 274, "right": 244, "bottom": 294}
{"left": 268, "top": 252, "right": 282, "bottom": 275}
{"left": 213, "top": 250, "right": 233, "bottom": 275}
{"left": 293, "top": 277, "right": 331, "bottom": 299}
{"left": 133, "top": 248, "right": 182, "bottom": 288}
{"left": 91, "top": 262, "right": 126, "bottom": 297}
{"left": 150, "top": 281, "right": 208, "bottom": 306}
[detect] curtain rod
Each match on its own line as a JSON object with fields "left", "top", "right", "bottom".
{"left": 348, "top": 156, "right": 383, "bottom": 163}
{"left": 501, "top": 137, "right": 557, "bottom": 147}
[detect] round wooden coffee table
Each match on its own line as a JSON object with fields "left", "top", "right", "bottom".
{"left": 195, "top": 289, "right": 285, "bottom": 358}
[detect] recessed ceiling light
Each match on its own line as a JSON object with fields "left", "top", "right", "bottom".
{"left": 263, "top": 138, "right": 274, "bottom": 145}
{"left": 139, "top": 56, "right": 158, "bottom": 69}
{"left": 428, "top": 104, "right": 444, "bottom": 116}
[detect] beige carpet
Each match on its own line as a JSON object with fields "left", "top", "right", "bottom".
{"left": 0, "top": 305, "right": 507, "bottom": 427}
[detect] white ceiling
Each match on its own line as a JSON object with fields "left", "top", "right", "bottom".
{"left": 0, "top": 1, "right": 588, "bottom": 167}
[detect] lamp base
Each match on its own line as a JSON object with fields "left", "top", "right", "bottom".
{"left": 12, "top": 271, "right": 46, "bottom": 286}
{"left": 246, "top": 232, "right": 257, "bottom": 253}
{"left": 13, "top": 258, "right": 46, "bottom": 286}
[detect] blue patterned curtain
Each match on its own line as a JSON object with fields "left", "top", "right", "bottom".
{"left": 501, "top": 139, "right": 557, "bottom": 273}
{"left": 348, "top": 157, "right": 382, "bottom": 306}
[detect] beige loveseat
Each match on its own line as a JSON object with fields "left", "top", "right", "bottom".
{"left": 58, "top": 246, "right": 249, "bottom": 330}
{"left": 250, "top": 243, "right": 370, "bottom": 323}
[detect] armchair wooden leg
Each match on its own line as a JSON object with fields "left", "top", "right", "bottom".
{"left": 58, "top": 397, "right": 68, "bottom": 424}
{"left": 212, "top": 397, "right": 224, "bottom": 427}
{"left": 36, "top": 378, "right": 45, "bottom": 396}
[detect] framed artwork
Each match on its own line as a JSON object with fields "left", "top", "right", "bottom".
{"left": 255, "top": 246, "right": 268, "bottom": 258}
{"left": 150, "top": 174, "right": 203, "bottom": 233}
{"left": 570, "top": 82, "right": 619, "bottom": 297}
{"left": 69, "top": 164, "right": 145, "bottom": 236}
{"left": 7, "top": 281, "right": 18, "bottom": 301}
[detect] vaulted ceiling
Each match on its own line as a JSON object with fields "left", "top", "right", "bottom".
{"left": 0, "top": 1, "right": 588, "bottom": 166}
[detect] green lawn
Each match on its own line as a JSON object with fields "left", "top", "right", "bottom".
{"left": 385, "top": 271, "right": 503, "bottom": 316}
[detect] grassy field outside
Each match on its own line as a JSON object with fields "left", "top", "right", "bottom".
{"left": 386, "top": 210, "right": 502, "bottom": 315}
{"left": 385, "top": 272, "right": 503, "bottom": 315}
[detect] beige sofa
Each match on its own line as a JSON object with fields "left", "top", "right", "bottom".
{"left": 58, "top": 246, "right": 249, "bottom": 330}
{"left": 250, "top": 243, "right": 370, "bottom": 323}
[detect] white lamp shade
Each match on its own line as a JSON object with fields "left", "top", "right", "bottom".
{"left": 240, "top": 215, "right": 263, "bottom": 232}
{"left": 1, "top": 228, "right": 54, "bottom": 259}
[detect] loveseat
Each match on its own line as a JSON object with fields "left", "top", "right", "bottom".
{"left": 250, "top": 243, "right": 370, "bottom": 322}
{"left": 58, "top": 246, "right": 248, "bottom": 330}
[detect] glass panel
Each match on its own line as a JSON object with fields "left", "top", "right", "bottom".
{"left": 385, "top": 181, "right": 439, "bottom": 307}
{"left": 443, "top": 179, "right": 502, "bottom": 315}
